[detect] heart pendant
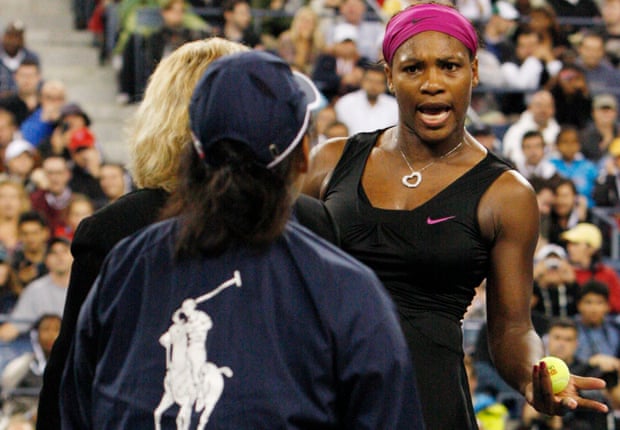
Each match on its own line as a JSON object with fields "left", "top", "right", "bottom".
{"left": 402, "top": 172, "right": 422, "bottom": 188}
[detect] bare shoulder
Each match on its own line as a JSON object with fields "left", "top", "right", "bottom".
{"left": 490, "top": 170, "right": 536, "bottom": 202}
{"left": 479, "top": 169, "right": 539, "bottom": 240}
{"left": 302, "top": 137, "right": 348, "bottom": 198}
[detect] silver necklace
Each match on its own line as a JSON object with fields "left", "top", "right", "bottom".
{"left": 397, "top": 137, "right": 463, "bottom": 188}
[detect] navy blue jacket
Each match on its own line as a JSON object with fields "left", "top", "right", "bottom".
{"left": 60, "top": 218, "right": 424, "bottom": 429}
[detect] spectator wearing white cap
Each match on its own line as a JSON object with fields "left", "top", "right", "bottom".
{"left": 562, "top": 223, "right": 620, "bottom": 315}
{"left": 4, "top": 138, "right": 37, "bottom": 189}
{"left": 532, "top": 243, "right": 580, "bottom": 318}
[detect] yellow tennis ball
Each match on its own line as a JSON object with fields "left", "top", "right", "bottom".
{"left": 541, "top": 356, "right": 570, "bottom": 394}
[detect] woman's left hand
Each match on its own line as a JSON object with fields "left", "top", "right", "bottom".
{"left": 526, "top": 360, "right": 609, "bottom": 416}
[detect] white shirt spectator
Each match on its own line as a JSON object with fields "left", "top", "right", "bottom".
{"left": 515, "top": 158, "right": 558, "bottom": 180}
{"left": 335, "top": 89, "right": 398, "bottom": 134}
{"left": 8, "top": 274, "right": 66, "bottom": 333}
{"left": 502, "top": 111, "right": 560, "bottom": 166}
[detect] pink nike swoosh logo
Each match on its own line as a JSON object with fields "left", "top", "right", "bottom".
{"left": 426, "top": 216, "right": 456, "bottom": 225}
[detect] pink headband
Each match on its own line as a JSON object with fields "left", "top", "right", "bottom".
{"left": 382, "top": 4, "right": 478, "bottom": 64}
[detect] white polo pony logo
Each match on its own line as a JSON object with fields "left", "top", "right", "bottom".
{"left": 154, "top": 271, "right": 242, "bottom": 430}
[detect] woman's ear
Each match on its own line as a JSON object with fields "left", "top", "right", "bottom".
{"left": 384, "top": 63, "right": 394, "bottom": 94}
{"left": 471, "top": 56, "right": 480, "bottom": 88}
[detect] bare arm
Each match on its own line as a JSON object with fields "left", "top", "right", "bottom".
{"left": 481, "top": 171, "right": 608, "bottom": 415}
{"left": 481, "top": 170, "right": 543, "bottom": 395}
{"left": 301, "top": 137, "right": 348, "bottom": 199}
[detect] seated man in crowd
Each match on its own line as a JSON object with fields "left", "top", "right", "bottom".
{"left": 0, "top": 21, "right": 40, "bottom": 95}
{"left": 0, "top": 59, "right": 41, "bottom": 126}
{"left": 0, "top": 237, "right": 72, "bottom": 343}
{"left": 502, "top": 90, "right": 560, "bottom": 167}
{"left": 514, "top": 130, "right": 559, "bottom": 181}
{"left": 573, "top": 280, "right": 620, "bottom": 417}
{"left": 334, "top": 64, "right": 398, "bottom": 135}
{"left": 30, "top": 156, "right": 73, "bottom": 233}
{"left": 532, "top": 243, "right": 580, "bottom": 318}
{"left": 0, "top": 313, "right": 62, "bottom": 418}
{"left": 11, "top": 212, "right": 50, "bottom": 288}
{"left": 19, "top": 80, "right": 66, "bottom": 148}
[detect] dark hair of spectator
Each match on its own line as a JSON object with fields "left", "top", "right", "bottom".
{"left": 162, "top": 140, "right": 304, "bottom": 258}
{"left": 528, "top": 176, "right": 554, "bottom": 194}
{"left": 578, "top": 280, "right": 610, "bottom": 302}
{"left": 17, "top": 57, "right": 40, "bottom": 71}
{"left": 363, "top": 63, "right": 386, "bottom": 74}
{"left": 522, "top": 130, "right": 544, "bottom": 144}
{"left": 222, "top": 0, "right": 248, "bottom": 13}
{"left": 548, "top": 316, "right": 578, "bottom": 333}
{"left": 579, "top": 29, "right": 606, "bottom": 44}
{"left": 555, "top": 124, "right": 580, "bottom": 144}
{"left": 18, "top": 210, "right": 48, "bottom": 228}
{"left": 551, "top": 176, "right": 578, "bottom": 196}
{"left": 0, "top": 108, "right": 17, "bottom": 127}
{"left": 33, "top": 313, "right": 61, "bottom": 331}
{"left": 513, "top": 24, "right": 542, "bottom": 43}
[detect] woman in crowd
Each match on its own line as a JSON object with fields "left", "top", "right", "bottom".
{"left": 277, "top": 6, "right": 325, "bottom": 75}
{"left": 302, "top": 3, "right": 608, "bottom": 428}
{"left": 528, "top": 5, "right": 570, "bottom": 61}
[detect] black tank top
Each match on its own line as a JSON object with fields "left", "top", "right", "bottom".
{"left": 324, "top": 130, "right": 513, "bottom": 322}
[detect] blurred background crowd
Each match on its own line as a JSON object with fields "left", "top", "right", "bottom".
{"left": 1, "top": 0, "right": 620, "bottom": 428}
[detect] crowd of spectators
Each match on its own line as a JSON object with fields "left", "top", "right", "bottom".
{"left": 0, "top": 13, "right": 136, "bottom": 426}
{"left": 2, "top": 0, "right": 620, "bottom": 427}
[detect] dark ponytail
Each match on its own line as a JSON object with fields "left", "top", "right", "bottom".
{"left": 162, "top": 140, "right": 302, "bottom": 258}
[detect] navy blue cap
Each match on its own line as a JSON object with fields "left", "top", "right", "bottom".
{"left": 189, "top": 51, "right": 321, "bottom": 168}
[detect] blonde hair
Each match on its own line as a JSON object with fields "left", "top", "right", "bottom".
{"left": 127, "top": 38, "right": 248, "bottom": 192}
{"left": 290, "top": 7, "right": 324, "bottom": 48}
